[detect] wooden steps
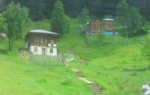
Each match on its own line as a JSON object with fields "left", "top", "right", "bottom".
{"left": 88, "top": 83, "right": 104, "bottom": 95}
{"left": 66, "top": 64, "right": 104, "bottom": 95}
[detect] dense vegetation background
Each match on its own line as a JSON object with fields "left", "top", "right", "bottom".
{"left": 3, "top": 0, "right": 150, "bottom": 20}
{"left": 0, "top": 0, "right": 150, "bottom": 95}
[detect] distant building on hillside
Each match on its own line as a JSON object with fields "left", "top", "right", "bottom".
{"left": 87, "top": 19, "right": 102, "bottom": 35}
{"left": 86, "top": 18, "right": 114, "bottom": 36}
{"left": 25, "top": 30, "right": 59, "bottom": 56}
{"left": 102, "top": 18, "right": 114, "bottom": 36}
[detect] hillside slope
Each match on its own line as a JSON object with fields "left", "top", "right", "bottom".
{"left": 57, "top": 19, "right": 150, "bottom": 95}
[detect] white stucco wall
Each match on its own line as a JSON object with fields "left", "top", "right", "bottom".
{"left": 30, "top": 46, "right": 57, "bottom": 56}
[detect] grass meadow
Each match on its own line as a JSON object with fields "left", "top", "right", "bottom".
{"left": 58, "top": 19, "right": 150, "bottom": 95}
{"left": 0, "top": 19, "right": 93, "bottom": 95}
{"left": 0, "top": 52, "right": 92, "bottom": 95}
{"left": 0, "top": 19, "right": 150, "bottom": 95}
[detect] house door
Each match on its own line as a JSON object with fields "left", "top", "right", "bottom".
{"left": 42, "top": 48, "right": 46, "bottom": 55}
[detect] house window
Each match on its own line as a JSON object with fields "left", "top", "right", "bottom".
{"left": 34, "top": 37, "right": 37, "bottom": 44}
{"left": 50, "top": 48, "right": 53, "bottom": 53}
{"left": 109, "top": 24, "right": 112, "bottom": 28}
{"left": 34, "top": 38, "right": 36, "bottom": 43}
{"left": 45, "top": 39, "right": 47, "bottom": 44}
{"left": 50, "top": 40, "right": 54, "bottom": 44}
{"left": 106, "top": 24, "right": 107, "bottom": 28}
{"left": 41, "top": 39, "right": 43, "bottom": 44}
{"left": 34, "top": 47, "right": 37, "bottom": 52}
{"left": 93, "top": 24, "right": 96, "bottom": 29}
{"left": 37, "top": 38, "right": 39, "bottom": 44}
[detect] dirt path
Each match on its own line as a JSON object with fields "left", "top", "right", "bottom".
{"left": 67, "top": 66, "right": 104, "bottom": 95}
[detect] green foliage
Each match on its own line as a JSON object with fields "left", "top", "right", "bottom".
{"left": 116, "top": 0, "right": 130, "bottom": 38}
{"left": 29, "top": 19, "right": 50, "bottom": 31}
{"left": 30, "top": 18, "right": 150, "bottom": 95}
{"left": 0, "top": 18, "right": 150, "bottom": 95}
{"left": 116, "top": 0, "right": 143, "bottom": 37}
{"left": 0, "top": 13, "right": 7, "bottom": 31}
{"left": 51, "top": 0, "right": 66, "bottom": 36}
{"left": 141, "top": 22, "right": 150, "bottom": 35}
{"left": 116, "top": 0, "right": 130, "bottom": 27}
{"left": 0, "top": 34, "right": 93, "bottom": 95}
{"left": 64, "top": 15, "right": 71, "bottom": 33}
{"left": 141, "top": 39, "right": 150, "bottom": 61}
{"left": 29, "top": 0, "right": 46, "bottom": 21}
{"left": 78, "top": 7, "right": 90, "bottom": 26}
{"left": 5, "top": 0, "right": 150, "bottom": 22}
{"left": 63, "top": 0, "right": 82, "bottom": 17}
{"left": 98, "top": 31, "right": 106, "bottom": 43}
{"left": 31, "top": 55, "right": 63, "bottom": 66}
{"left": 86, "top": 32, "right": 106, "bottom": 47}
{"left": 4, "top": 1, "right": 30, "bottom": 50}
{"left": 128, "top": 7, "right": 143, "bottom": 36}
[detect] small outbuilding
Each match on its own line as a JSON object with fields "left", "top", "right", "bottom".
{"left": 102, "top": 18, "right": 114, "bottom": 36}
{"left": 88, "top": 19, "right": 102, "bottom": 35}
{"left": 86, "top": 18, "right": 115, "bottom": 36}
{"left": 25, "top": 30, "right": 59, "bottom": 56}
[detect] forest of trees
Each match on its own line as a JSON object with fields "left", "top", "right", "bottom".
{"left": 0, "top": 0, "right": 150, "bottom": 50}
{"left": 3, "top": 0, "right": 150, "bottom": 21}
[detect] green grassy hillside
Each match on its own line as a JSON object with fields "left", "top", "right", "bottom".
{"left": 56, "top": 19, "right": 150, "bottom": 95}
{"left": 0, "top": 55, "right": 93, "bottom": 95}
{"left": 0, "top": 19, "right": 93, "bottom": 95}
{"left": 0, "top": 19, "right": 149, "bottom": 95}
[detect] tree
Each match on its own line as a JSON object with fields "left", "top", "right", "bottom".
{"left": 50, "top": 0, "right": 66, "bottom": 36}
{"left": 64, "top": 15, "right": 71, "bottom": 33}
{"left": 29, "top": 0, "right": 46, "bottom": 21}
{"left": 128, "top": 7, "right": 143, "bottom": 35}
{"left": 101, "top": 0, "right": 120, "bottom": 17}
{"left": 116, "top": 0, "right": 130, "bottom": 38}
{"left": 78, "top": 7, "right": 90, "bottom": 26}
{"left": 116, "top": 0, "right": 130, "bottom": 25}
{"left": 86, "top": 0, "right": 103, "bottom": 17}
{"left": 4, "top": 2, "right": 30, "bottom": 50}
{"left": 62, "top": 0, "right": 81, "bottom": 18}
{"left": 7, "top": 0, "right": 150, "bottom": 21}
{"left": 43, "top": 0, "right": 56, "bottom": 18}
{"left": 116, "top": 0, "right": 143, "bottom": 37}
{"left": 0, "top": 13, "right": 7, "bottom": 31}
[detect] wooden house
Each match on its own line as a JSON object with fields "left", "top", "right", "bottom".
{"left": 102, "top": 18, "right": 114, "bottom": 35}
{"left": 25, "top": 30, "right": 59, "bottom": 56}
{"left": 87, "top": 19, "right": 102, "bottom": 35}
{"left": 87, "top": 18, "right": 114, "bottom": 35}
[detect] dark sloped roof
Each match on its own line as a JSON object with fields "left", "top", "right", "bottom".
{"left": 25, "top": 29, "right": 59, "bottom": 39}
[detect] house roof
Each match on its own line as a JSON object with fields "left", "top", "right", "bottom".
{"left": 102, "top": 18, "right": 114, "bottom": 21}
{"left": 30, "top": 29, "right": 58, "bottom": 35}
{"left": 25, "top": 29, "right": 59, "bottom": 39}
